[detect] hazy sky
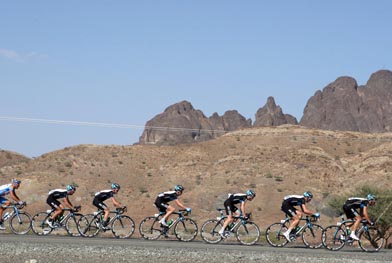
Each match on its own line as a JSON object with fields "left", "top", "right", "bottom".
{"left": 1, "top": 1, "right": 391, "bottom": 157}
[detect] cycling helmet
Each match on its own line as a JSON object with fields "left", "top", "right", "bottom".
{"left": 174, "top": 185, "right": 184, "bottom": 192}
{"left": 111, "top": 183, "right": 120, "bottom": 190}
{"left": 304, "top": 191, "right": 313, "bottom": 199}
{"left": 367, "top": 194, "right": 376, "bottom": 201}
{"left": 246, "top": 189, "right": 256, "bottom": 198}
{"left": 66, "top": 185, "right": 76, "bottom": 191}
{"left": 12, "top": 178, "right": 21, "bottom": 186}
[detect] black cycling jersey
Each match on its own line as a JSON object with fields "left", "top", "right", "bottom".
{"left": 282, "top": 195, "right": 306, "bottom": 207}
{"left": 94, "top": 190, "right": 115, "bottom": 202}
{"left": 344, "top": 198, "right": 369, "bottom": 209}
{"left": 48, "top": 189, "right": 68, "bottom": 199}
{"left": 226, "top": 193, "right": 248, "bottom": 205}
{"left": 155, "top": 191, "right": 178, "bottom": 203}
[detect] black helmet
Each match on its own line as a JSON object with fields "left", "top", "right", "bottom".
{"left": 174, "top": 185, "right": 184, "bottom": 192}
{"left": 111, "top": 183, "right": 120, "bottom": 190}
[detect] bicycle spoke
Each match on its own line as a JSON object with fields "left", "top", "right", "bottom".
{"left": 174, "top": 218, "right": 198, "bottom": 242}
{"left": 322, "top": 225, "right": 346, "bottom": 251}
{"left": 265, "top": 222, "right": 289, "bottom": 247}
{"left": 200, "top": 219, "right": 223, "bottom": 244}
{"left": 9, "top": 212, "right": 32, "bottom": 235}
{"left": 139, "top": 216, "right": 162, "bottom": 240}
{"left": 111, "top": 215, "right": 135, "bottom": 238}
{"left": 358, "top": 227, "right": 385, "bottom": 252}
{"left": 302, "top": 223, "right": 323, "bottom": 248}
{"left": 236, "top": 222, "right": 260, "bottom": 245}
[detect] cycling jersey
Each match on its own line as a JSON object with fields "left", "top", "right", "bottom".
{"left": 46, "top": 189, "right": 70, "bottom": 209}
{"left": 154, "top": 191, "right": 179, "bottom": 213}
{"left": 281, "top": 195, "right": 306, "bottom": 217}
{"left": 94, "top": 190, "right": 115, "bottom": 202}
{"left": 0, "top": 184, "right": 13, "bottom": 196}
{"left": 343, "top": 197, "right": 369, "bottom": 219}
{"left": 93, "top": 190, "right": 115, "bottom": 210}
{"left": 223, "top": 193, "right": 247, "bottom": 215}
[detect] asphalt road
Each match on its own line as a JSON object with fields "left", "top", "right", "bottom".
{"left": 1, "top": 234, "right": 391, "bottom": 263}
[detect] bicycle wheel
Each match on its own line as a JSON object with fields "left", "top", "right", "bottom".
{"left": 65, "top": 213, "right": 84, "bottom": 237}
{"left": 302, "top": 223, "right": 323, "bottom": 248}
{"left": 200, "top": 219, "right": 224, "bottom": 244}
{"left": 31, "top": 212, "right": 53, "bottom": 235}
{"left": 358, "top": 227, "right": 385, "bottom": 252}
{"left": 265, "top": 222, "right": 289, "bottom": 247}
{"left": 111, "top": 215, "right": 135, "bottom": 238}
{"left": 9, "top": 212, "right": 32, "bottom": 235}
{"left": 174, "top": 218, "right": 198, "bottom": 242}
{"left": 236, "top": 221, "right": 260, "bottom": 245}
{"left": 139, "top": 216, "right": 162, "bottom": 240}
{"left": 77, "top": 214, "right": 100, "bottom": 237}
{"left": 322, "top": 225, "right": 346, "bottom": 251}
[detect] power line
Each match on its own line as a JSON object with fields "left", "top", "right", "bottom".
{"left": 0, "top": 116, "right": 228, "bottom": 134}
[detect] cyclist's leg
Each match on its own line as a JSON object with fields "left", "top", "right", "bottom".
{"left": 0, "top": 198, "right": 10, "bottom": 229}
{"left": 281, "top": 203, "right": 299, "bottom": 241}
{"left": 219, "top": 201, "right": 236, "bottom": 235}
{"left": 154, "top": 201, "right": 170, "bottom": 226}
{"left": 46, "top": 196, "right": 63, "bottom": 221}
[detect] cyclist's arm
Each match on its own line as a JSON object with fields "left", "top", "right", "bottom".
{"left": 64, "top": 196, "right": 74, "bottom": 210}
{"left": 111, "top": 196, "right": 122, "bottom": 208}
{"left": 240, "top": 201, "right": 246, "bottom": 217}
{"left": 174, "top": 199, "right": 187, "bottom": 210}
{"left": 10, "top": 188, "right": 21, "bottom": 203}
{"left": 362, "top": 206, "right": 372, "bottom": 223}
{"left": 300, "top": 204, "right": 314, "bottom": 215}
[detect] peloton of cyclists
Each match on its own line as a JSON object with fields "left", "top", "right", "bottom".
{"left": 154, "top": 184, "right": 191, "bottom": 227}
{"left": 281, "top": 191, "right": 320, "bottom": 242}
{"left": 342, "top": 194, "right": 377, "bottom": 241}
{"left": 218, "top": 190, "right": 256, "bottom": 238}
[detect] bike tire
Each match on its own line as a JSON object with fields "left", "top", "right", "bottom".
{"left": 200, "top": 219, "right": 224, "bottom": 244}
{"left": 111, "top": 215, "right": 135, "bottom": 238}
{"left": 358, "top": 226, "right": 385, "bottom": 252}
{"left": 31, "top": 212, "right": 53, "bottom": 236}
{"left": 9, "top": 212, "right": 32, "bottom": 235}
{"left": 174, "top": 218, "right": 198, "bottom": 242}
{"left": 139, "top": 216, "right": 162, "bottom": 240}
{"left": 265, "top": 222, "right": 289, "bottom": 247}
{"left": 302, "top": 223, "right": 323, "bottom": 248}
{"left": 65, "top": 213, "right": 84, "bottom": 237}
{"left": 77, "top": 214, "right": 100, "bottom": 238}
{"left": 322, "top": 225, "right": 346, "bottom": 251}
{"left": 236, "top": 221, "right": 260, "bottom": 245}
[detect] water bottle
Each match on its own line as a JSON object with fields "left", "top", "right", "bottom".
{"left": 346, "top": 227, "right": 351, "bottom": 235}
{"left": 229, "top": 222, "right": 235, "bottom": 229}
{"left": 3, "top": 212, "right": 10, "bottom": 221}
{"left": 167, "top": 219, "right": 174, "bottom": 226}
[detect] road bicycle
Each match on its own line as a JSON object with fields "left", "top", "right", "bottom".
{"left": 31, "top": 205, "right": 84, "bottom": 236}
{"left": 322, "top": 213, "right": 385, "bottom": 252}
{"left": 139, "top": 209, "right": 198, "bottom": 241}
{"left": 77, "top": 206, "right": 135, "bottom": 238}
{"left": 1, "top": 202, "right": 31, "bottom": 234}
{"left": 265, "top": 214, "right": 323, "bottom": 248}
{"left": 200, "top": 208, "right": 260, "bottom": 245}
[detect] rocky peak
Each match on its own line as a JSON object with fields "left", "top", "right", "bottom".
{"left": 253, "top": 97, "right": 298, "bottom": 127}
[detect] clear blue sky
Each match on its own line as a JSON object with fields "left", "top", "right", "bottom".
{"left": 1, "top": 1, "right": 391, "bottom": 157}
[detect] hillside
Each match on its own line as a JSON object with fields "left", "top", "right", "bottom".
{"left": 1, "top": 125, "right": 391, "bottom": 230}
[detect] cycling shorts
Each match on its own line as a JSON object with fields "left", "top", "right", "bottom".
{"left": 343, "top": 204, "right": 360, "bottom": 219}
{"left": 46, "top": 196, "right": 61, "bottom": 209}
{"left": 224, "top": 199, "right": 238, "bottom": 216}
{"left": 281, "top": 202, "right": 297, "bottom": 217}
{"left": 93, "top": 198, "right": 107, "bottom": 211}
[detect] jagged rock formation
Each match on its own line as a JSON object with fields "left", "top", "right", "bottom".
{"left": 253, "top": 97, "right": 298, "bottom": 127}
{"left": 139, "top": 101, "right": 251, "bottom": 145}
{"left": 300, "top": 70, "right": 392, "bottom": 132}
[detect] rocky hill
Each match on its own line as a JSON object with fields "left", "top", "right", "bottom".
{"left": 139, "top": 69, "right": 392, "bottom": 145}
{"left": 0, "top": 150, "right": 30, "bottom": 169}
{"left": 300, "top": 70, "right": 392, "bottom": 132}
{"left": 1, "top": 126, "right": 391, "bottom": 231}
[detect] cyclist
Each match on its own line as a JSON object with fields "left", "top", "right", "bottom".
{"left": 45, "top": 185, "right": 77, "bottom": 228}
{"left": 93, "top": 183, "right": 123, "bottom": 228}
{"left": 0, "top": 179, "right": 24, "bottom": 230}
{"left": 342, "top": 194, "right": 377, "bottom": 241}
{"left": 154, "top": 185, "right": 191, "bottom": 227}
{"left": 218, "top": 190, "right": 256, "bottom": 238}
{"left": 281, "top": 191, "right": 319, "bottom": 242}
